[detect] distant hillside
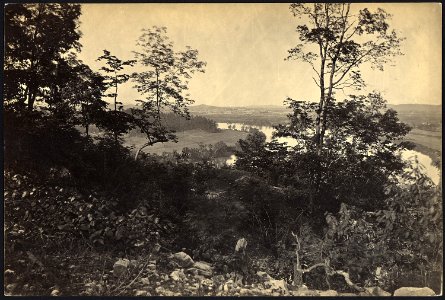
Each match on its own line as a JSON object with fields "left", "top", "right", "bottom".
{"left": 189, "top": 103, "right": 442, "bottom": 130}
{"left": 189, "top": 105, "right": 290, "bottom": 126}
{"left": 388, "top": 104, "right": 442, "bottom": 132}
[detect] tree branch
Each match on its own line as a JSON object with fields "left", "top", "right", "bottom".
{"left": 296, "top": 262, "right": 365, "bottom": 292}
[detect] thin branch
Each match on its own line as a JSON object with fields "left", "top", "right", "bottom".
{"left": 312, "top": 77, "right": 321, "bottom": 88}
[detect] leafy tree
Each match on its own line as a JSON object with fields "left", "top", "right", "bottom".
{"left": 236, "top": 130, "right": 289, "bottom": 183}
{"left": 67, "top": 63, "right": 108, "bottom": 136}
{"left": 131, "top": 26, "right": 206, "bottom": 159}
{"left": 275, "top": 92, "right": 412, "bottom": 211}
{"left": 97, "top": 50, "right": 136, "bottom": 141}
{"left": 4, "top": 3, "right": 82, "bottom": 111}
{"left": 286, "top": 3, "right": 403, "bottom": 153}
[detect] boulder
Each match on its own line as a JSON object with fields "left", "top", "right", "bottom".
{"left": 319, "top": 290, "right": 338, "bottom": 296}
{"left": 265, "top": 279, "right": 288, "bottom": 294}
{"left": 113, "top": 259, "right": 130, "bottom": 277}
{"left": 393, "top": 287, "right": 436, "bottom": 296}
{"left": 172, "top": 252, "right": 194, "bottom": 268}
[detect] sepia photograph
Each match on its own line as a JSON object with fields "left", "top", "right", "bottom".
{"left": 3, "top": 2, "right": 442, "bottom": 296}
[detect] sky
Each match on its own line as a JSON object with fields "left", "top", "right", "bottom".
{"left": 78, "top": 3, "right": 442, "bottom": 107}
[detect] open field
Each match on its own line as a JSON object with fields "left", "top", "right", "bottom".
{"left": 405, "top": 129, "right": 442, "bottom": 164}
{"left": 406, "top": 129, "right": 441, "bottom": 151}
{"left": 124, "top": 129, "right": 248, "bottom": 155}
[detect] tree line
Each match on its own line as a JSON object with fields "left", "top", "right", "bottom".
{"left": 4, "top": 3, "right": 206, "bottom": 162}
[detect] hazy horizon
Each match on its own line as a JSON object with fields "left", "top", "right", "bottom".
{"left": 78, "top": 3, "right": 442, "bottom": 107}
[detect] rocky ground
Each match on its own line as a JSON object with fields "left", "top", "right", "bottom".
{"left": 8, "top": 249, "right": 435, "bottom": 296}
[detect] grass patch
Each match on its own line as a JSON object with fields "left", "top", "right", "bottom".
{"left": 124, "top": 129, "right": 248, "bottom": 155}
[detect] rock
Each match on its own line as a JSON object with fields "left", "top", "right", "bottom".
{"left": 129, "top": 260, "right": 138, "bottom": 268}
{"left": 140, "top": 277, "right": 150, "bottom": 285}
{"left": 187, "top": 267, "right": 212, "bottom": 277}
{"left": 170, "top": 269, "right": 186, "bottom": 281}
{"left": 147, "top": 263, "right": 156, "bottom": 271}
{"left": 155, "top": 287, "right": 175, "bottom": 296}
{"left": 172, "top": 252, "right": 194, "bottom": 268}
{"left": 365, "top": 286, "right": 391, "bottom": 296}
{"left": 186, "top": 267, "right": 199, "bottom": 276}
{"left": 302, "top": 290, "right": 321, "bottom": 296}
{"left": 319, "top": 290, "right": 338, "bottom": 296}
{"left": 256, "top": 271, "right": 272, "bottom": 282}
{"left": 264, "top": 279, "right": 288, "bottom": 295}
{"left": 6, "top": 283, "right": 17, "bottom": 293}
{"left": 393, "top": 287, "right": 436, "bottom": 296}
{"left": 339, "top": 292, "right": 358, "bottom": 296}
{"left": 235, "top": 238, "right": 247, "bottom": 252}
{"left": 193, "top": 261, "right": 213, "bottom": 271}
{"left": 188, "top": 261, "right": 213, "bottom": 277}
{"left": 113, "top": 259, "right": 130, "bottom": 277}
{"left": 134, "top": 290, "right": 148, "bottom": 296}
{"left": 51, "top": 289, "right": 60, "bottom": 296}
{"left": 239, "top": 288, "right": 252, "bottom": 296}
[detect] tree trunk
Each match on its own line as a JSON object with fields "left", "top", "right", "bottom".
{"left": 134, "top": 142, "right": 150, "bottom": 161}
{"left": 291, "top": 232, "right": 303, "bottom": 287}
{"left": 27, "top": 87, "right": 37, "bottom": 111}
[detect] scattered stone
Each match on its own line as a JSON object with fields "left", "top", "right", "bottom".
{"left": 172, "top": 252, "right": 194, "bottom": 268}
{"left": 51, "top": 289, "right": 61, "bottom": 296}
{"left": 235, "top": 238, "right": 247, "bottom": 252}
{"left": 186, "top": 267, "right": 199, "bottom": 276}
{"left": 256, "top": 271, "right": 272, "bottom": 282}
{"left": 393, "top": 287, "right": 435, "bottom": 296}
{"left": 170, "top": 269, "right": 186, "bottom": 281}
{"left": 140, "top": 277, "right": 150, "bottom": 285}
{"left": 302, "top": 290, "right": 321, "bottom": 296}
{"left": 135, "top": 290, "right": 149, "bottom": 296}
{"left": 319, "top": 290, "right": 338, "bottom": 296}
{"left": 187, "top": 267, "right": 212, "bottom": 277}
{"left": 265, "top": 279, "right": 288, "bottom": 294}
{"left": 147, "top": 263, "right": 156, "bottom": 271}
{"left": 6, "top": 283, "right": 17, "bottom": 293}
{"left": 129, "top": 260, "right": 138, "bottom": 268}
{"left": 113, "top": 258, "right": 130, "bottom": 277}
{"left": 193, "top": 261, "right": 213, "bottom": 272}
{"left": 155, "top": 286, "right": 175, "bottom": 296}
